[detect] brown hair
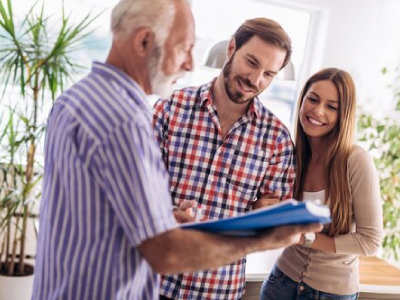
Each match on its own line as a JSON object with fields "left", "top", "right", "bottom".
{"left": 232, "top": 18, "right": 292, "bottom": 69}
{"left": 294, "top": 68, "right": 357, "bottom": 236}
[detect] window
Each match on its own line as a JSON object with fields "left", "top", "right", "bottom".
{"left": 179, "top": 0, "right": 326, "bottom": 130}
{"left": 5, "top": 0, "right": 327, "bottom": 130}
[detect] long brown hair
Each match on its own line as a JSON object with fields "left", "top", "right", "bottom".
{"left": 294, "top": 68, "right": 356, "bottom": 236}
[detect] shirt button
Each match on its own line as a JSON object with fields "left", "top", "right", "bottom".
{"left": 209, "top": 176, "right": 215, "bottom": 183}
{"left": 299, "top": 285, "right": 305, "bottom": 291}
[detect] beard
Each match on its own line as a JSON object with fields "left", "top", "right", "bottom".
{"left": 222, "top": 52, "right": 260, "bottom": 105}
{"left": 147, "top": 46, "right": 178, "bottom": 99}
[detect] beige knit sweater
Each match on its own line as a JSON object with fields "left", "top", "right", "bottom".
{"left": 276, "top": 145, "right": 384, "bottom": 295}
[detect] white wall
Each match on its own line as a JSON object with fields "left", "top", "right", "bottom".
{"left": 12, "top": 0, "right": 400, "bottom": 115}
{"left": 292, "top": 0, "right": 400, "bottom": 114}
{"left": 190, "top": 0, "right": 400, "bottom": 116}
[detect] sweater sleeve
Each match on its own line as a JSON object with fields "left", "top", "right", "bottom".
{"left": 334, "top": 146, "right": 384, "bottom": 256}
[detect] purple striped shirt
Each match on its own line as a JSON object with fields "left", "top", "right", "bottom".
{"left": 32, "top": 62, "right": 177, "bottom": 300}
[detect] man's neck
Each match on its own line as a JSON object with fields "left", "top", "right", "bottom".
{"left": 212, "top": 74, "right": 252, "bottom": 139}
{"left": 213, "top": 74, "right": 251, "bottom": 118}
{"left": 106, "top": 44, "right": 152, "bottom": 95}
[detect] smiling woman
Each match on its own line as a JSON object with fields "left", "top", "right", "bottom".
{"left": 260, "top": 68, "right": 384, "bottom": 300}
{"left": 299, "top": 80, "right": 340, "bottom": 138}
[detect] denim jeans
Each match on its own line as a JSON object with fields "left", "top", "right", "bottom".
{"left": 260, "top": 265, "right": 359, "bottom": 300}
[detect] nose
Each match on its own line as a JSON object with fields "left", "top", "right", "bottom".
{"left": 182, "top": 51, "right": 193, "bottom": 72}
{"left": 248, "top": 70, "right": 263, "bottom": 88}
{"left": 314, "top": 104, "right": 325, "bottom": 116}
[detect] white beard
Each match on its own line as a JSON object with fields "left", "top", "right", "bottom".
{"left": 150, "top": 69, "right": 176, "bottom": 99}
{"left": 148, "top": 48, "right": 178, "bottom": 99}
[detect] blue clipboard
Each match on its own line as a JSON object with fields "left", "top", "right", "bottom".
{"left": 181, "top": 199, "right": 331, "bottom": 236}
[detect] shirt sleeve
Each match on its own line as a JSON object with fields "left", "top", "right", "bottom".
{"left": 258, "top": 129, "right": 296, "bottom": 201}
{"left": 94, "top": 119, "right": 177, "bottom": 247}
{"left": 153, "top": 98, "right": 171, "bottom": 168}
{"left": 334, "top": 147, "right": 384, "bottom": 256}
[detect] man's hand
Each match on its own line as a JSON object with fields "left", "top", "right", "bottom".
{"left": 256, "top": 223, "right": 323, "bottom": 250}
{"left": 138, "top": 222, "right": 323, "bottom": 274}
{"left": 252, "top": 192, "right": 280, "bottom": 210}
{"left": 173, "top": 209, "right": 195, "bottom": 223}
{"left": 173, "top": 200, "right": 196, "bottom": 223}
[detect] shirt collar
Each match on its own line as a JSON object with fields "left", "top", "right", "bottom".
{"left": 91, "top": 61, "right": 153, "bottom": 114}
{"left": 249, "top": 97, "right": 262, "bottom": 119}
{"left": 195, "top": 78, "right": 261, "bottom": 120}
{"left": 194, "top": 79, "right": 215, "bottom": 108}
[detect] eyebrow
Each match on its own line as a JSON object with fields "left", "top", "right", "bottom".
{"left": 309, "top": 91, "right": 338, "bottom": 103}
{"left": 246, "top": 54, "right": 279, "bottom": 75}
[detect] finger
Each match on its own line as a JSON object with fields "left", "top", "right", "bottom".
{"left": 259, "top": 198, "right": 279, "bottom": 205}
{"left": 173, "top": 210, "right": 195, "bottom": 223}
{"left": 256, "top": 226, "right": 303, "bottom": 250}
{"left": 179, "top": 200, "right": 196, "bottom": 210}
{"left": 266, "top": 223, "right": 323, "bottom": 235}
{"left": 259, "top": 192, "right": 280, "bottom": 200}
{"left": 297, "top": 223, "right": 323, "bottom": 233}
{"left": 252, "top": 198, "right": 279, "bottom": 210}
{"left": 267, "top": 223, "right": 322, "bottom": 242}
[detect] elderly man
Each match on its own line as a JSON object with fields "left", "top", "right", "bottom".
{"left": 32, "top": 1, "right": 321, "bottom": 299}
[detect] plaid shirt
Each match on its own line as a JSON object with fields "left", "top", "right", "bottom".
{"left": 153, "top": 80, "right": 295, "bottom": 300}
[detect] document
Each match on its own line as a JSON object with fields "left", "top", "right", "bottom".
{"left": 181, "top": 199, "right": 331, "bottom": 236}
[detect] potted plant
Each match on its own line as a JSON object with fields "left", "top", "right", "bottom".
{"left": 0, "top": 0, "right": 98, "bottom": 298}
{"left": 358, "top": 68, "right": 400, "bottom": 263}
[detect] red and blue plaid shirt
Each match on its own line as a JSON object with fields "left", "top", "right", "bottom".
{"left": 153, "top": 80, "right": 295, "bottom": 299}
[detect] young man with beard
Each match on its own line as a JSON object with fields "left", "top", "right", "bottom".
{"left": 154, "top": 18, "right": 296, "bottom": 300}
{"left": 33, "top": 2, "right": 321, "bottom": 300}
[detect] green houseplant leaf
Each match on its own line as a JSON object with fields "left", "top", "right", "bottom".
{"left": 0, "top": 0, "right": 100, "bottom": 276}
{"left": 358, "top": 68, "right": 400, "bottom": 262}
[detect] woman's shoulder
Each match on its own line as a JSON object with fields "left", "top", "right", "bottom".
{"left": 349, "top": 144, "right": 367, "bottom": 158}
{"left": 348, "top": 144, "right": 376, "bottom": 173}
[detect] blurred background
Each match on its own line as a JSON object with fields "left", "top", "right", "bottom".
{"left": 0, "top": 1, "right": 399, "bottom": 298}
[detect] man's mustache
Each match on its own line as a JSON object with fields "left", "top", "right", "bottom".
{"left": 237, "top": 76, "right": 257, "bottom": 92}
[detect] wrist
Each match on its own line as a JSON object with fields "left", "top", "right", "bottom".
{"left": 302, "top": 232, "right": 316, "bottom": 248}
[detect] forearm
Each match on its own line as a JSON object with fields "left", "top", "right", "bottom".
{"left": 139, "top": 228, "right": 261, "bottom": 274}
{"left": 300, "top": 233, "right": 336, "bottom": 253}
{"left": 301, "top": 231, "right": 381, "bottom": 255}
{"left": 334, "top": 230, "right": 382, "bottom": 256}
{"left": 334, "top": 148, "right": 383, "bottom": 256}
{"left": 260, "top": 133, "right": 295, "bottom": 201}
{"left": 139, "top": 223, "right": 322, "bottom": 274}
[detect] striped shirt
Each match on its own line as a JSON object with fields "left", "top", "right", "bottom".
{"left": 153, "top": 81, "right": 295, "bottom": 299}
{"left": 33, "top": 62, "right": 177, "bottom": 300}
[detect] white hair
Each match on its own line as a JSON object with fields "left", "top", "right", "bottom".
{"left": 111, "top": 0, "right": 176, "bottom": 47}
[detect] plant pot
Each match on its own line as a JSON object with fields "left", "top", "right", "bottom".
{"left": 0, "top": 263, "right": 34, "bottom": 300}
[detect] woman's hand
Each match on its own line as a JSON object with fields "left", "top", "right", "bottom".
{"left": 252, "top": 192, "right": 280, "bottom": 210}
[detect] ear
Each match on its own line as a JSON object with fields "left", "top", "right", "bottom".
{"left": 227, "top": 38, "right": 236, "bottom": 59}
{"left": 131, "top": 27, "right": 156, "bottom": 57}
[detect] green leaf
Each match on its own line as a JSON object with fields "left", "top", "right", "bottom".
{"left": 358, "top": 68, "right": 400, "bottom": 261}
{"left": 0, "top": 0, "right": 101, "bottom": 273}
